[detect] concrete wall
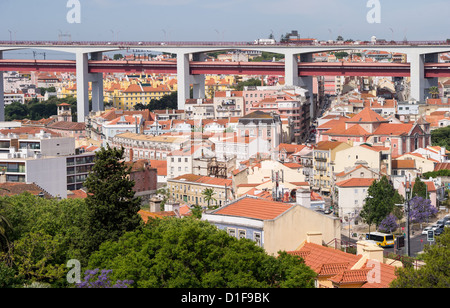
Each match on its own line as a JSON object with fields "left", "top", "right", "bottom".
{"left": 26, "top": 157, "right": 67, "bottom": 199}
{"left": 263, "top": 204, "right": 341, "bottom": 256}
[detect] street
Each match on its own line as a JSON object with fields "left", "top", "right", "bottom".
{"left": 341, "top": 229, "right": 439, "bottom": 257}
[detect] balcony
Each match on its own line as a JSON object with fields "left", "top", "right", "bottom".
{"left": 315, "top": 157, "right": 327, "bottom": 162}
{"left": 316, "top": 165, "right": 327, "bottom": 171}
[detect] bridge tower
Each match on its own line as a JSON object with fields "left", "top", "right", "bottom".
{"left": 75, "top": 51, "right": 104, "bottom": 122}
{"left": 408, "top": 52, "right": 439, "bottom": 102}
{"left": 284, "top": 52, "right": 315, "bottom": 120}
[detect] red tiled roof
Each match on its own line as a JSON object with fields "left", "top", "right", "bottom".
{"left": 288, "top": 242, "right": 361, "bottom": 273}
{"left": 434, "top": 162, "right": 450, "bottom": 171}
{"left": 213, "top": 196, "right": 293, "bottom": 220}
{"left": 373, "top": 123, "right": 414, "bottom": 136}
{"left": 348, "top": 107, "right": 387, "bottom": 123}
{"left": 392, "top": 159, "right": 415, "bottom": 169}
{"left": 335, "top": 178, "right": 375, "bottom": 187}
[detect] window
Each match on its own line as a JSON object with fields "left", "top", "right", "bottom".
{"left": 254, "top": 232, "right": 262, "bottom": 246}
{"left": 227, "top": 228, "right": 236, "bottom": 238}
{"left": 238, "top": 229, "right": 246, "bottom": 240}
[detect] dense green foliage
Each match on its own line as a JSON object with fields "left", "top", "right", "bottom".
{"left": 360, "top": 176, "right": 404, "bottom": 228}
{"left": 133, "top": 91, "right": 178, "bottom": 111}
{"left": 431, "top": 126, "right": 450, "bottom": 149}
{"left": 0, "top": 193, "right": 89, "bottom": 287}
{"left": 82, "top": 145, "right": 143, "bottom": 256}
{"left": 0, "top": 145, "right": 319, "bottom": 288}
{"left": 88, "top": 217, "right": 317, "bottom": 288}
{"left": 5, "top": 96, "right": 78, "bottom": 122}
{"left": 390, "top": 228, "right": 450, "bottom": 288}
{"left": 233, "top": 78, "right": 265, "bottom": 91}
{"left": 423, "top": 169, "right": 450, "bottom": 178}
{"left": 412, "top": 177, "right": 428, "bottom": 199}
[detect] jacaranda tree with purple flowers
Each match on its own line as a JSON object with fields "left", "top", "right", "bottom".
{"left": 76, "top": 269, "right": 133, "bottom": 288}
{"left": 409, "top": 196, "right": 438, "bottom": 224}
{"left": 378, "top": 214, "right": 399, "bottom": 233}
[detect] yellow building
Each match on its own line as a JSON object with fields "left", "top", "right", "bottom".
{"left": 312, "top": 141, "right": 351, "bottom": 195}
{"left": 114, "top": 83, "right": 172, "bottom": 110}
{"left": 167, "top": 174, "right": 233, "bottom": 208}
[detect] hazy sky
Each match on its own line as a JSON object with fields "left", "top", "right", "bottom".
{"left": 0, "top": 0, "right": 449, "bottom": 42}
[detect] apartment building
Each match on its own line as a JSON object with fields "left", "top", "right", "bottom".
{"left": 66, "top": 152, "right": 96, "bottom": 191}
{"left": 213, "top": 91, "right": 245, "bottom": 119}
{"left": 236, "top": 110, "right": 282, "bottom": 151}
{"left": 109, "top": 132, "right": 190, "bottom": 161}
{"left": 167, "top": 144, "right": 215, "bottom": 179}
{"left": 312, "top": 141, "right": 351, "bottom": 195}
{"left": 249, "top": 89, "right": 310, "bottom": 143}
{"left": 167, "top": 174, "right": 233, "bottom": 208}
{"left": 185, "top": 98, "right": 215, "bottom": 120}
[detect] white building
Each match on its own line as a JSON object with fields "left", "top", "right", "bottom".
{"left": 167, "top": 144, "right": 215, "bottom": 179}
{"left": 334, "top": 178, "right": 375, "bottom": 218}
{"left": 0, "top": 155, "right": 68, "bottom": 199}
{"left": 236, "top": 111, "right": 282, "bottom": 151}
{"left": 212, "top": 133, "right": 271, "bottom": 163}
{"left": 102, "top": 115, "right": 144, "bottom": 146}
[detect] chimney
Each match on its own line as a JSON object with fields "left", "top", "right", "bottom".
{"left": 149, "top": 197, "right": 162, "bottom": 212}
{"left": 296, "top": 188, "right": 311, "bottom": 208}
{"left": 306, "top": 232, "right": 323, "bottom": 245}
{"left": 356, "top": 240, "right": 384, "bottom": 263}
{"left": 129, "top": 148, "right": 133, "bottom": 162}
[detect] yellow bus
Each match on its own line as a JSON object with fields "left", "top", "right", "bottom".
{"left": 365, "top": 232, "right": 395, "bottom": 248}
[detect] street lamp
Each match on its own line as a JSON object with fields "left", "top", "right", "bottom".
{"left": 404, "top": 181, "right": 411, "bottom": 257}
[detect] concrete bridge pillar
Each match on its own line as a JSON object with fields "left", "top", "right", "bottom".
{"left": 177, "top": 52, "right": 190, "bottom": 110}
{"left": 192, "top": 52, "right": 206, "bottom": 99}
{"left": 408, "top": 52, "right": 439, "bottom": 102}
{"left": 0, "top": 51, "right": 4, "bottom": 122}
{"left": 76, "top": 51, "right": 90, "bottom": 123}
{"left": 299, "top": 53, "right": 315, "bottom": 120}
{"left": 284, "top": 52, "right": 299, "bottom": 87}
{"left": 90, "top": 52, "right": 104, "bottom": 112}
{"left": 285, "top": 52, "right": 315, "bottom": 120}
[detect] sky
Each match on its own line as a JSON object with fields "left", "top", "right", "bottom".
{"left": 0, "top": 0, "right": 449, "bottom": 43}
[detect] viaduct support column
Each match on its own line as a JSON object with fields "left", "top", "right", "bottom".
{"left": 0, "top": 51, "right": 4, "bottom": 122}
{"left": 90, "top": 52, "right": 104, "bottom": 112}
{"left": 177, "top": 52, "right": 191, "bottom": 110}
{"left": 76, "top": 51, "right": 89, "bottom": 123}
{"left": 408, "top": 52, "right": 425, "bottom": 102}
{"left": 284, "top": 52, "right": 299, "bottom": 87}
{"left": 192, "top": 53, "right": 206, "bottom": 99}
{"left": 299, "top": 53, "right": 315, "bottom": 120}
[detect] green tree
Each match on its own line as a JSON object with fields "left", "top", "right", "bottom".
{"left": 431, "top": 126, "right": 450, "bottom": 149}
{"left": 360, "top": 176, "right": 403, "bottom": 229}
{"left": 5, "top": 102, "right": 29, "bottom": 121}
{"left": 202, "top": 188, "right": 217, "bottom": 209}
{"left": 87, "top": 217, "right": 317, "bottom": 288}
{"left": 234, "top": 78, "right": 264, "bottom": 91}
{"left": 412, "top": 177, "right": 428, "bottom": 199}
{"left": 0, "top": 232, "right": 66, "bottom": 284}
{"left": 82, "top": 145, "right": 143, "bottom": 255}
{"left": 428, "top": 86, "right": 439, "bottom": 99}
{"left": 390, "top": 228, "right": 450, "bottom": 288}
{"left": 0, "top": 212, "right": 12, "bottom": 252}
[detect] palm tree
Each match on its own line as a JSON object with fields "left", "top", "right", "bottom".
{"left": 429, "top": 86, "right": 440, "bottom": 99}
{"left": 0, "top": 213, "right": 12, "bottom": 251}
{"left": 202, "top": 188, "right": 217, "bottom": 210}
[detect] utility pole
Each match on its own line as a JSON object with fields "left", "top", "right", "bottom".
{"left": 405, "top": 175, "right": 412, "bottom": 257}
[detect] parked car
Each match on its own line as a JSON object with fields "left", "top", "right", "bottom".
{"left": 435, "top": 226, "right": 445, "bottom": 236}
{"left": 430, "top": 224, "right": 440, "bottom": 231}
{"left": 436, "top": 219, "right": 445, "bottom": 227}
{"left": 445, "top": 221, "right": 450, "bottom": 228}
{"left": 422, "top": 226, "right": 433, "bottom": 235}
